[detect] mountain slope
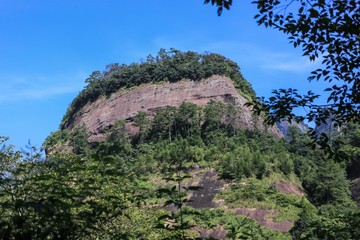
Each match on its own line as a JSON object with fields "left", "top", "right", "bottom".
{"left": 38, "top": 50, "right": 360, "bottom": 239}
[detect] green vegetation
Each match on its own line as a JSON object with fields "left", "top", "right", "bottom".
{"left": 185, "top": 208, "right": 292, "bottom": 239}
{"left": 3, "top": 47, "right": 360, "bottom": 238}
{"left": 2, "top": 98, "right": 357, "bottom": 238}
{"left": 60, "top": 49, "right": 255, "bottom": 129}
{"left": 217, "top": 178, "right": 315, "bottom": 223}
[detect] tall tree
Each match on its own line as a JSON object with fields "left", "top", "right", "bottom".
{"left": 204, "top": 100, "right": 226, "bottom": 131}
{"left": 133, "top": 111, "right": 151, "bottom": 144}
{"left": 176, "top": 102, "right": 203, "bottom": 138}
{"left": 151, "top": 106, "right": 177, "bottom": 142}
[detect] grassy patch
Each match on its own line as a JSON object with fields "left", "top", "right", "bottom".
{"left": 216, "top": 177, "right": 314, "bottom": 223}
{"left": 183, "top": 207, "right": 292, "bottom": 239}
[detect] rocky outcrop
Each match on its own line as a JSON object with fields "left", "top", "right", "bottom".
{"left": 63, "top": 76, "right": 282, "bottom": 141}
{"left": 275, "top": 181, "right": 304, "bottom": 198}
{"left": 186, "top": 168, "right": 295, "bottom": 234}
{"left": 234, "top": 208, "right": 293, "bottom": 233}
{"left": 192, "top": 226, "right": 227, "bottom": 239}
{"left": 186, "top": 169, "right": 225, "bottom": 209}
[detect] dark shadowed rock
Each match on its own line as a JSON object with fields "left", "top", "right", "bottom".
{"left": 186, "top": 170, "right": 225, "bottom": 209}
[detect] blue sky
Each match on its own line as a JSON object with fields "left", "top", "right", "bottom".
{"left": 0, "top": 0, "right": 328, "bottom": 150}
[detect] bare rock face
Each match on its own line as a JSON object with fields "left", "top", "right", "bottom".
{"left": 63, "top": 76, "right": 282, "bottom": 141}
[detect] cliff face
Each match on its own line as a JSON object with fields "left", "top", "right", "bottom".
{"left": 63, "top": 75, "right": 282, "bottom": 141}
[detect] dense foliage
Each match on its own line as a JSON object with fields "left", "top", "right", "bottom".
{"left": 60, "top": 49, "right": 255, "bottom": 129}
{"left": 252, "top": 0, "right": 360, "bottom": 127}
{"left": 206, "top": 0, "right": 360, "bottom": 152}
{"left": 32, "top": 101, "right": 360, "bottom": 238}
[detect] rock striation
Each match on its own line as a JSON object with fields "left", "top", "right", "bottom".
{"left": 63, "top": 75, "right": 282, "bottom": 141}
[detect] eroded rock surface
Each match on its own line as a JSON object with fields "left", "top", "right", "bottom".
{"left": 192, "top": 226, "right": 227, "bottom": 239}
{"left": 63, "top": 76, "right": 282, "bottom": 141}
{"left": 275, "top": 181, "right": 304, "bottom": 198}
{"left": 234, "top": 208, "right": 293, "bottom": 233}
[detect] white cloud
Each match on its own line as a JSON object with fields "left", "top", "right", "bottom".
{"left": 203, "top": 41, "right": 322, "bottom": 74}
{"left": 152, "top": 38, "right": 320, "bottom": 75}
{"left": 0, "top": 72, "right": 86, "bottom": 103}
{"left": 0, "top": 86, "right": 76, "bottom": 102}
{"left": 262, "top": 58, "right": 316, "bottom": 72}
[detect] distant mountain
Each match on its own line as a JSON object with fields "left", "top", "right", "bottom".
{"left": 314, "top": 114, "right": 340, "bottom": 138}
{"left": 276, "top": 119, "right": 309, "bottom": 137}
